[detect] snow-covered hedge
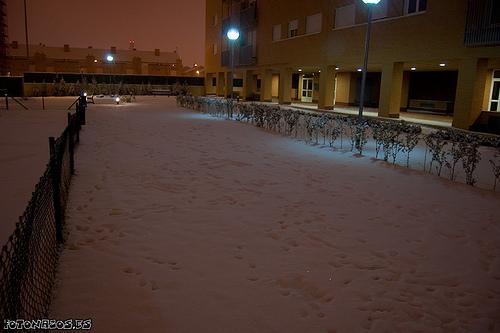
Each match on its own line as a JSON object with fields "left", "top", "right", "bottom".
{"left": 177, "top": 96, "right": 500, "bottom": 189}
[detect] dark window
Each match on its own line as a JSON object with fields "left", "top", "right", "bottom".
{"left": 418, "top": 0, "right": 427, "bottom": 12}
{"left": 492, "top": 82, "right": 500, "bottom": 100}
{"left": 256, "top": 79, "right": 261, "bottom": 89}
{"left": 494, "top": 70, "right": 500, "bottom": 79}
{"left": 491, "top": 101, "right": 498, "bottom": 111}
{"left": 407, "top": 0, "right": 426, "bottom": 14}
{"left": 233, "top": 78, "right": 243, "bottom": 87}
{"left": 407, "top": 0, "right": 417, "bottom": 14}
{"left": 212, "top": 77, "right": 217, "bottom": 86}
{"left": 492, "top": 1, "right": 500, "bottom": 25}
{"left": 292, "top": 74, "right": 299, "bottom": 89}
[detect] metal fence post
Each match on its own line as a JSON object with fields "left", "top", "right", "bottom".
{"left": 5, "top": 94, "right": 8, "bottom": 110}
{"left": 49, "top": 137, "right": 64, "bottom": 243}
{"left": 80, "top": 102, "right": 86, "bottom": 125}
{"left": 67, "top": 113, "right": 75, "bottom": 175}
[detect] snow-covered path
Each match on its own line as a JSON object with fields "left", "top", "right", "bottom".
{"left": 51, "top": 97, "right": 500, "bottom": 333}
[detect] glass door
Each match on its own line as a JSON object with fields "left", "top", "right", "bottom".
{"left": 301, "top": 77, "right": 313, "bottom": 103}
{"left": 490, "top": 71, "right": 500, "bottom": 111}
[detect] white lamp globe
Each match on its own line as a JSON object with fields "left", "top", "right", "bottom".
{"left": 363, "top": 0, "right": 381, "bottom": 3}
{"left": 227, "top": 28, "right": 240, "bottom": 41}
{"left": 106, "top": 55, "right": 114, "bottom": 62}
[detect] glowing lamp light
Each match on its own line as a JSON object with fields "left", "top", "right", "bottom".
{"left": 106, "top": 55, "right": 114, "bottom": 62}
{"left": 335, "top": 67, "right": 340, "bottom": 71}
{"left": 439, "top": 63, "right": 446, "bottom": 67}
{"left": 83, "top": 92, "right": 88, "bottom": 97}
{"left": 357, "top": 68, "right": 363, "bottom": 72}
{"left": 115, "top": 97, "right": 120, "bottom": 104}
{"left": 362, "top": 0, "right": 381, "bottom": 4}
{"left": 226, "top": 28, "right": 240, "bottom": 41}
{"left": 411, "top": 67, "right": 417, "bottom": 71}
{"left": 196, "top": 70, "right": 200, "bottom": 75}
{"left": 93, "top": 59, "right": 98, "bottom": 63}
{"left": 298, "top": 68, "right": 303, "bottom": 72}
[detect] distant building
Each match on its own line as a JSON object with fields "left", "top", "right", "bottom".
{"left": 205, "top": 0, "right": 500, "bottom": 131}
{"left": 7, "top": 42, "right": 185, "bottom": 76}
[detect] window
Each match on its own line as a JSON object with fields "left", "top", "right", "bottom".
{"left": 272, "top": 24, "right": 281, "bottom": 41}
{"left": 335, "top": 4, "right": 355, "bottom": 28}
{"left": 213, "top": 43, "right": 218, "bottom": 56}
{"left": 212, "top": 77, "right": 217, "bottom": 87}
{"left": 212, "top": 15, "right": 218, "bottom": 26}
{"left": 492, "top": 1, "right": 500, "bottom": 25}
{"left": 288, "top": 19, "right": 298, "bottom": 38}
{"left": 372, "top": 0, "right": 388, "bottom": 20}
{"left": 306, "top": 13, "right": 322, "bottom": 34}
{"left": 405, "top": 0, "right": 427, "bottom": 15}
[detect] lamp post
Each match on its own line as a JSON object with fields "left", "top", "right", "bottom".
{"left": 226, "top": 28, "right": 240, "bottom": 100}
{"left": 106, "top": 54, "right": 114, "bottom": 92}
{"left": 24, "top": 0, "right": 29, "bottom": 58}
{"left": 358, "top": 0, "right": 381, "bottom": 119}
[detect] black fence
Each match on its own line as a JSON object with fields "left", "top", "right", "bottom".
{"left": 0, "top": 98, "right": 87, "bottom": 328}
{"left": 0, "top": 77, "right": 24, "bottom": 97}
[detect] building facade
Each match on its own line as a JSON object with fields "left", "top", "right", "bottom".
{"left": 7, "top": 42, "right": 185, "bottom": 76}
{"left": 205, "top": 0, "right": 500, "bottom": 130}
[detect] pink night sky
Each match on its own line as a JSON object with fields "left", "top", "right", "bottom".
{"left": 6, "top": 0, "right": 206, "bottom": 67}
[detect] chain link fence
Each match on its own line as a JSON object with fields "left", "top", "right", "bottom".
{"left": 0, "top": 97, "right": 87, "bottom": 328}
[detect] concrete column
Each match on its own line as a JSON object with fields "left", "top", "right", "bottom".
{"left": 453, "top": 58, "right": 489, "bottom": 129}
{"left": 217, "top": 72, "right": 225, "bottom": 96}
{"left": 279, "top": 67, "right": 293, "bottom": 105}
{"left": 379, "top": 62, "right": 404, "bottom": 118}
{"left": 318, "top": 65, "right": 336, "bottom": 110}
{"left": 242, "top": 70, "right": 254, "bottom": 100}
{"left": 260, "top": 69, "right": 273, "bottom": 102}
{"left": 400, "top": 71, "right": 410, "bottom": 111}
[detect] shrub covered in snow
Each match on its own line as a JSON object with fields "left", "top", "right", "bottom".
{"left": 176, "top": 95, "right": 498, "bottom": 188}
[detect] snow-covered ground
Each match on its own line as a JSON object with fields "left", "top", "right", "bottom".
{"left": 0, "top": 96, "right": 132, "bottom": 245}
{"left": 0, "top": 97, "right": 76, "bottom": 245}
{"left": 49, "top": 97, "right": 500, "bottom": 332}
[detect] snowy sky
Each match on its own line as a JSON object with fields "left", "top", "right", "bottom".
{"left": 6, "top": 0, "right": 206, "bottom": 66}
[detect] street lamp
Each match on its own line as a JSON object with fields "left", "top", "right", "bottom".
{"left": 226, "top": 28, "right": 240, "bottom": 99}
{"left": 106, "top": 54, "right": 115, "bottom": 92}
{"left": 358, "top": 0, "right": 381, "bottom": 118}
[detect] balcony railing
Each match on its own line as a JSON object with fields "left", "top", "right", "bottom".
{"left": 238, "top": 45, "right": 256, "bottom": 66}
{"left": 464, "top": 0, "right": 500, "bottom": 46}
{"left": 240, "top": 2, "right": 257, "bottom": 29}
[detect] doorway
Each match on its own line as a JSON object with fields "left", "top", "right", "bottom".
{"left": 301, "top": 77, "right": 313, "bottom": 102}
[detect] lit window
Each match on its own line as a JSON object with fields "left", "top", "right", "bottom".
{"left": 272, "top": 24, "right": 281, "bottom": 41}
{"left": 306, "top": 13, "right": 322, "bottom": 34}
{"left": 405, "top": 0, "right": 427, "bottom": 15}
{"left": 335, "top": 4, "right": 355, "bottom": 28}
{"left": 288, "top": 19, "right": 298, "bottom": 38}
